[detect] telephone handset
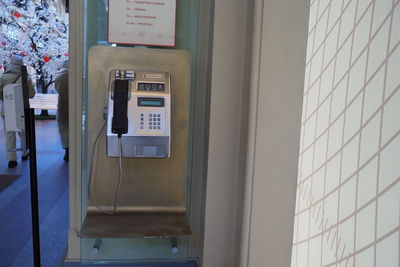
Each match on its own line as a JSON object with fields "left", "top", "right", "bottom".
{"left": 111, "top": 79, "right": 129, "bottom": 137}
{"left": 106, "top": 70, "right": 171, "bottom": 158}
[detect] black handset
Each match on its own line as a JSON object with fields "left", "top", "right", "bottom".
{"left": 111, "top": 80, "right": 129, "bottom": 137}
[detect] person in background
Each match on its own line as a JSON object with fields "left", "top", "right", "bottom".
{"left": 55, "top": 60, "right": 69, "bottom": 161}
{"left": 0, "top": 55, "right": 35, "bottom": 168}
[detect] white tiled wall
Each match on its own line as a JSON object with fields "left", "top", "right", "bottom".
{"left": 292, "top": 0, "right": 400, "bottom": 266}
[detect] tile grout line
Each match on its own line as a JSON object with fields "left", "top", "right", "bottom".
{"left": 307, "top": 0, "right": 331, "bottom": 38}
{"left": 371, "top": 0, "right": 380, "bottom": 265}
{"left": 294, "top": 1, "right": 400, "bottom": 266}
{"left": 304, "top": 0, "right": 400, "bottom": 108}
{"left": 352, "top": 0, "right": 364, "bottom": 263}
{"left": 322, "top": 227, "right": 400, "bottom": 267}
{"left": 308, "top": 0, "right": 331, "bottom": 265}
{"left": 333, "top": 0, "right": 347, "bottom": 265}
{"left": 293, "top": 175, "right": 400, "bottom": 247}
{"left": 298, "top": 67, "right": 400, "bottom": 188}
{"left": 305, "top": 0, "right": 377, "bottom": 80}
{"left": 307, "top": 0, "right": 354, "bottom": 65}
{"left": 335, "top": 0, "right": 354, "bottom": 263}
{"left": 303, "top": 1, "right": 393, "bottom": 114}
{"left": 373, "top": 0, "right": 396, "bottom": 265}
{"left": 323, "top": 0, "right": 336, "bottom": 263}
{"left": 296, "top": 124, "right": 400, "bottom": 217}
{"left": 301, "top": 38, "right": 400, "bottom": 159}
{"left": 304, "top": 0, "right": 374, "bottom": 94}
{"left": 322, "top": 0, "right": 345, "bottom": 264}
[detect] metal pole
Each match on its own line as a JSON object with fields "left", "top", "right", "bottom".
{"left": 28, "top": 108, "right": 41, "bottom": 267}
{"left": 22, "top": 66, "right": 41, "bottom": 267}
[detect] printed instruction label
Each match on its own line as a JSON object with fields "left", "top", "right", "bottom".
{"left": 108, "top": 0, "right": 176, "bottom": 46}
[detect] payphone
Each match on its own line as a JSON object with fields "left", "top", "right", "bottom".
{"left": 106, "top": 70, "right": 171, "bottom": 158}
{"left": 79, "top": 47, "right": 191, "bottom": 262}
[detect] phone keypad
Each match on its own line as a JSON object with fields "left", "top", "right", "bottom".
{"left": 148, "top": 113, "right": 161, "bottom": 129}
{"left": 137, "top": 112, "right": 163, "bottom": 132}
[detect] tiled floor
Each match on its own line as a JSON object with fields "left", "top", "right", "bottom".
{"left": 0, "top": 119, "right": 198, "bottom": 267}
{"left": 0, "top": 118, "right": 69, "bottom": 267}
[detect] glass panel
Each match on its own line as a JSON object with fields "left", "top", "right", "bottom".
{"left": 81, "top": 237, "right": 189, "bottom": 263}
{"left": 80, "top": 0, "right": 199, "bottom": 263}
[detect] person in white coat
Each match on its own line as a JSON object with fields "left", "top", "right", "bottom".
{"left": 55, "top": 60, "right": 69, "bottom": 161}
{"left": 0, "top": 55, "right": 35, "bottom": 168}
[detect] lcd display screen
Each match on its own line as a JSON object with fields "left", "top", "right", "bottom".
{"left": 138, "top": 97, "right": 165, "bottom": 107}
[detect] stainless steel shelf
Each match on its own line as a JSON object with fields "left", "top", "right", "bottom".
{"left": 80, "top": 212, "right": 192, "bottom": 238}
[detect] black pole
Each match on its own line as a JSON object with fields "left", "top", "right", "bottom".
{"left": 21, "top": 65, "right": 41, "bottom": 267}
{"left": 27, "top": 108, "right": 41, "bottom": 267}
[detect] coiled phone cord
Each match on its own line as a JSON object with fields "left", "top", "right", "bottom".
{"left": 88, "top": 118, "right": 123, "bottom": 215}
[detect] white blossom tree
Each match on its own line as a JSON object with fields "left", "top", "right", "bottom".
{"left": 0, "top": 0, "right": 68, "bottom": 94}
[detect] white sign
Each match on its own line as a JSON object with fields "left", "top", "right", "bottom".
{"left": 108, "top": 0, "right": 177, "bottom": 46}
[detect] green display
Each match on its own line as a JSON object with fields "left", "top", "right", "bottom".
{"left": 138, "top": 97, "right": 164, "bottom": 107}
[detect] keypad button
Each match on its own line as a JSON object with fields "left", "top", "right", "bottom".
{"left": 138, "top": 83, "right": 145, "bottom": 91}
{"left": 145, "top": 83, "right": 151, "bottom": 91}
{"left": 151, "top": 84, "right": 158, "bottom": 91}
{"left": 158, "top": 84, "right": 164, "bottom": 91}
{"left": 149, "top": 114, "right": 153, "bottom": 117}
{"left": 157, "top": 126, "right": 160, "bottom": 129}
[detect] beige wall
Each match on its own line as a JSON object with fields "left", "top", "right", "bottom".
{"left": 239, "top": 0, "right": 310, "bottom": 266}
{"left": 202, "top": 0, "right": 251, "bottom": 265}
{"left": 203, "top": 0, "right": 310, "bottom": 266}
{"left": 66, "top": 0, "right": 83, "bottom": 261}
